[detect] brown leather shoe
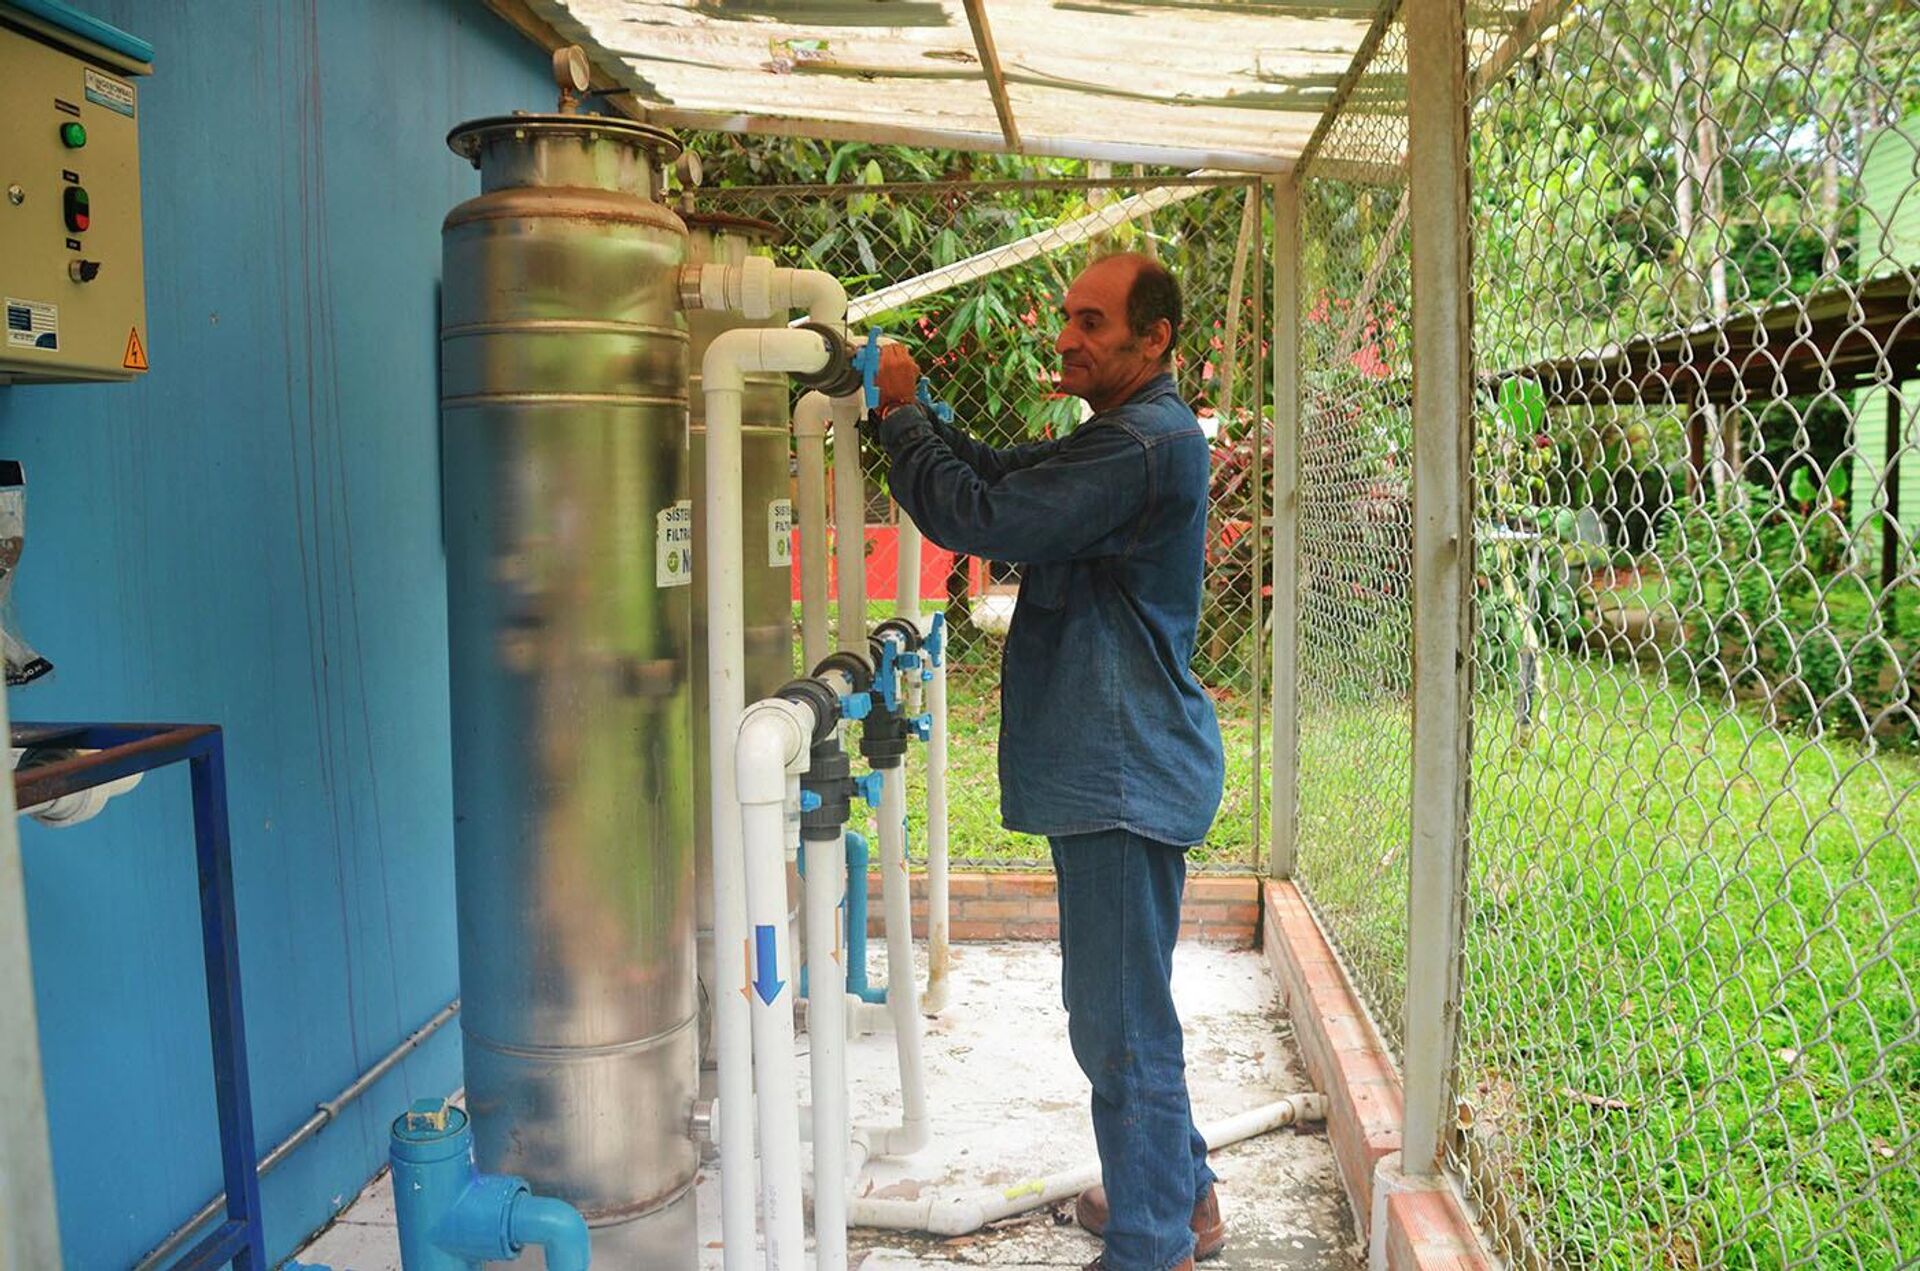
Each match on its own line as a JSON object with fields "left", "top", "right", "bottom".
{"left": 1075, "top": 1183, "right": 1226, "bottom": 1261}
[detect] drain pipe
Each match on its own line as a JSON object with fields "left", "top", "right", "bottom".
{"left": 857, "top": 626, "right": 930, "bottom": 1158}
{"left": 390, "top": 1099, "right": 589, "bottom": 1271}
{"left": 923, "top": 614, "right": 952, "bottom": 1015}
{"left": 848, "top": 1095, "right": 1327, "bottom": 1236}
{"left": 736, "top": 693, "right": 821, "bottom": 1271}
{"left": 699, "top": 309, "right": 857, "bottom": 1271}
{"left": 794, "top": 392, "right": 834, "bottom": 672}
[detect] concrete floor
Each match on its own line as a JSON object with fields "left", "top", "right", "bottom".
{"left": 297, "top": 942, "right": 1360, "bottom": 1270}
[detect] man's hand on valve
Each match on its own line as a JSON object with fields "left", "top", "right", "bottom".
{"left": 875, "top": 342, "right": 922, "bottom": 418}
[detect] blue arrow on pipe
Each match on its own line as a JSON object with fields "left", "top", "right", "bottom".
{"left": 753, "top": 925, "right": 786, "bottom": 1005}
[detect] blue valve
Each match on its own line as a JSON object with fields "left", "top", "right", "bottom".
{"left": 800, "top": 789, "right": 823, "bottom": 813}
{"left": 838, "top": 692, "right": 872, "bottom": 722}
{"left": 853, "top": 772, "right": 884, "bottom": 806}
{"left": 851, "top": 329, "right": 885, "bottom": 411}
{"left": 926, "top": 612, "right": 947, "bottom": 668}
{"left": 909, "top": 713, "right": 932, "bottom": 743}
{"left": 915, "top": 377, "right": 955, "bottom": 424}
{"left": 872, "top": 637, "right": 905, "bottom": 714}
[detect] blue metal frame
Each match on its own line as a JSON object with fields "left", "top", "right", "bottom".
{"left": 13, "top": 722, "right": 265, "bottom": 1271}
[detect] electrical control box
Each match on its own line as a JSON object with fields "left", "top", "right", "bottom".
{"left": 0, "top": 2, "right": 151, "bottom": 384}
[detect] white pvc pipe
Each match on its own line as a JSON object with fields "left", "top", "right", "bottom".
{"left": 924, "top": 652, "right": 951, "bottom": 1015}
{"left": 868, "top": 760, "right": 930, "bottom": 1157}
{"left": 737, "top": 698, "right": 815, "bottom": 1271}
{"left": 794, "top": 392, "right": 833, "bottom": 672}
{"left": 703, "top": 323, "right": 838, "bottom": 1271}
{"left": 847, "top": 1095, "right": 1327, "bottom": 1236}
{"left": 803, "top": 824, "right": 851, "bottom": 1271}
{"left": 831, "top": 394, "right": 868, "bottom": 652}
{"left": 895, "top": 514, "right": 923, "bottom": 628}
{"left": 696, "top": 261, "right": 849, "bottom": 331}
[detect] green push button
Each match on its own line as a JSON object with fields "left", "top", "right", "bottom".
{"left": 59, "top": 122, "right": 87, "bottom": 149}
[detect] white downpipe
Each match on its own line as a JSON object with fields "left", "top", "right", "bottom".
{"left": 803, "top": 825, "right": 851, "bottom": 1271}
{"left": 847, "top": 1095, "right": 1328, "bottom": 1235}
{"left": 737, "top": 698, "right": 815, "bottom": 1271}
{"left": 868, "top": 761, "right": 930, "bottom": 1157}
{"left": 831, "top": 394, "right": 867, "bottom": 652}
{"left": 704, "top": 324, "right": 837, "bottom": 1271}
{"left": 924, "top": 652, "right": 951, "bottom": 1015}
{"left": 895, "top": 514, "right": 923, "bottom": 628}
{"left": 794, "top": 392, "right": 833, "bottom": 672}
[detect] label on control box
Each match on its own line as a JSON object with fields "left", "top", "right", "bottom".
{"left": 768, "top": 499, "right": 793, "bottom": 569}
{"left": 4, "top": 299, "right": 58, "bottom": 351}
{"left": 84, "top": 68, "right": 135, "bottom": 118}
{"left": 657, "top": 500, "right": 693, "bottom": 588}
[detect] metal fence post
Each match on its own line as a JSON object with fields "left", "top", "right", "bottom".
{"left": 1269, "top": 175, "right": 1302, "bottom": 881}
{"left": 1402, "top": 0, "right": 1474, "bottom": 1175}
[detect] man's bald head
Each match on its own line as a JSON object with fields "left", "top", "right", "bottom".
{"left": 1082, "top": 252, "right": 1181, "bottom": 368}
{"left": 1056, "top": 252, "right": 1183, "bottom": 412}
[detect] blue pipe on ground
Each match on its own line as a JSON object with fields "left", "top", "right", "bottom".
{"left": 389, "top": 1099, "right": 590, "bottom": 1271}
{"left": 844, "top": 829, "right": 887, "bottom": 1004}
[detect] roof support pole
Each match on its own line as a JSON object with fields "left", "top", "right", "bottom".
{"left": 961, "top": 0, "right": 1022, "bottom": 153}
{"left": 1269, "top": 175, "right": 1302, "bottom": 881}
{"left": 1402, "top": 0, "right": 1473, "bottom": 1178}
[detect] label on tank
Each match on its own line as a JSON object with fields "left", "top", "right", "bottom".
{"left": 657, "top": 500, "right": 693, "bottom": 587}
{"left": 768, "top": 499, "right": 793, "bottom": 569}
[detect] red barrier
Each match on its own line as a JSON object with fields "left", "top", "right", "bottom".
{"left": 790, "top": 525, "right": 959, "bottom": 602}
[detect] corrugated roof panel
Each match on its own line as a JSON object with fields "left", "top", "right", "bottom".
{"left": 530, "top": 0, "right": 1384, "bottom": 169}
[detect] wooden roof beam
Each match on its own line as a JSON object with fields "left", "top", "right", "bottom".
{"left": 962, "top": 0, "right": 1023, "bottom": 153}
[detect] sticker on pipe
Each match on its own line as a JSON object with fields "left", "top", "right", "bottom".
{"left": 657, "top": 500, "right": 692, "bottom": 587}
{"left": 768, "top": 499, "right": 793, "bottom": 569}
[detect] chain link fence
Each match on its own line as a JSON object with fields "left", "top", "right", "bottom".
{"left": 1289, "top": 0, "right": 1918, "bottom": 1265}
{"left": 699, "top": 176, "right": 1269, "bottom": 870}
{"left": 1293, "top": 15, "right": 1416, "bottom": 1056}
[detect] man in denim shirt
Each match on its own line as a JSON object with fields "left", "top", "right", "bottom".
{"left": 871, "top": 252, "right": 1227, "bottom": 1271}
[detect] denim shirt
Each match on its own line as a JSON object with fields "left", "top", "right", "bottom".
{"left": 876, "top": 373, "right": 1225, "bottom": 847}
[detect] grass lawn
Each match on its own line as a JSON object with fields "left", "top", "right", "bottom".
{"left": 1301, "top": 653, "right": 1918, "bottom": 1269}
{"left": 795, "top": 602, "right": 1264, "bottom": 870}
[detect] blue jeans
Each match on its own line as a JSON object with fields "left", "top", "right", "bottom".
{"left": 1052, "top": 829, "right": 1215, "bottom": 1271}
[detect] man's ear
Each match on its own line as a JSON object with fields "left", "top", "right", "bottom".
{"left": 1149, "top": 319, "right": 1173, "bottom": 362}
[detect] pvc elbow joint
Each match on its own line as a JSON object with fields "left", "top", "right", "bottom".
{"left": 509, "top": 1193, "right": 591, "bottom": 1271}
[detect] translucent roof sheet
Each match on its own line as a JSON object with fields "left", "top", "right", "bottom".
{"left": 526, "top": 0, "right": 1388, "bottom": 171}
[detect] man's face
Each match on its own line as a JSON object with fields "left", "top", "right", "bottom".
{"left": 1054, "top": 257, "right": 1167, "bottom": 409}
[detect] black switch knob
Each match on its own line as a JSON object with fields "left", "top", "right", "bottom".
{"left": 68, "top": 259, "right": 101, "bottom": 283}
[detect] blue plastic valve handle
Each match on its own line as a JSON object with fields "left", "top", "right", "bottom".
{"left": 915, "top": 377, "right": 955, "bottom": 423}
{"left": 838, "top": 692, "right": 872, "bottom": 722}
{"left": 909, "top": 713, "right": 932, "bottom": 743}
{"left": 851, "top": 329, "right": 885, "bottom": 411}
{"left": 853, "top": 772, "right": 885, "bottom": 806}
{"left": 800, "top": 790, "right": 823, "bottom": 813}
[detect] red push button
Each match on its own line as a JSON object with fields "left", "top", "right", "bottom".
{"left": 63, "top": 186, "right": 89, "bottom": 233}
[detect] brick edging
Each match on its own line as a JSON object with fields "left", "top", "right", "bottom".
{"left": 1262, "top": 880, "right": 1496, "bottom": 1271}
{"left": 862, "top": 871, "right": 1259, "bottom": 946}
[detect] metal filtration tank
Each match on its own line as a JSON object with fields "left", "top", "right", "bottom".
{"left": 684, "top": 211, "right": 798, "bottom": 1076}
{"left": 441, "top": 112, "right": 697, "bottom": 1266}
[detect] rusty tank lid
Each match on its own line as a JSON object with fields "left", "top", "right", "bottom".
{"left": 447, "top": 112, "right": 683, "bottom": 166}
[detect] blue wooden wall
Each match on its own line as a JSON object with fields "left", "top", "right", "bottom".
{"left": 0, "top": 2, "right": 548, "bottom": 1263}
